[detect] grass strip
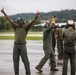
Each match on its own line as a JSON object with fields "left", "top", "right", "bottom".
{"left": 0, "top": 36, "right": 43, "bottom": 40}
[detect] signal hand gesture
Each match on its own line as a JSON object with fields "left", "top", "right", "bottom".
{"left": 36, "top": 10, "right": 40, "bottom": 16}
{"left": 1, "top": 7, "right": 5, "bottom": 14}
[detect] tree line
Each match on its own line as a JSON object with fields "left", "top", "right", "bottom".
{"left": 0, "top": 9, "right": 76, "bottom": 31}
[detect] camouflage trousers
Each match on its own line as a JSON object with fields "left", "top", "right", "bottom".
{"left": 62, "top": 46, "right": 75, "bottom": 75}
{"left": 13, "top": 43, "right": 31, "bottom": 75}
{"left": 37, "top": 47, "right": 56, "bottom": 69}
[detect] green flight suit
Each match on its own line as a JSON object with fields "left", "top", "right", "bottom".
{"left": 62, "top": 28, "right": 76, "bottom": 75}
{"left": 56, "top": 27, "right": 63, "bottom": 59}
{"left": 36, "top": 26, "right": 56, "bottom": 70}
{"left": 75, "top": 48, "right": 76, "bottom": 74}
{"left": 13, "top": 25, "right": 31, "bottom": 75}
{"left": 51, "top": 25, "right": 57, "bottom": 52}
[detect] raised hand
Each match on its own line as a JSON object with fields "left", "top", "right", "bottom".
{"left": 1, "top": 7, "right": 5, "bottom": 13}
{"left": 36, "top": 10, "right": 40, "bottom": 16}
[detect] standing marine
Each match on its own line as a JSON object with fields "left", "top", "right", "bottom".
{"left": 1, "top": 7, "right": 40, "bottom": 75}
{"left": 35, "top": 21, "right": 58, "bottom": 72}
{"left": 62, "top": 20, "right": 76, "bottom": 75}
{"left": 56, "top": 26, "right": 63, "bottom": 59}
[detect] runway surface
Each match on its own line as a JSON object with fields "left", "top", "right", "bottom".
{"left": 0, "top": 40, "right": 71, "bottom": 75}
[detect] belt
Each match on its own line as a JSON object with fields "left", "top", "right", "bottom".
{"left": 14, "top": 42, "right": 26, "bottom": 45}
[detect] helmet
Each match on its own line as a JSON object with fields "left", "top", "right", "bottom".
{"left": 44, "top": 21, "right": 50, "bottom": 28}
{"left": 46, "top": 21, "right": 50, "bottom": 23}
{"left": 66, "top": 20, "right": 75, "bottom": 29}
{"left": 16, "top": 17, "right": 25, "bottom": 22}
{"left": 67, "top": 20, "right": 74, "bottom": 25}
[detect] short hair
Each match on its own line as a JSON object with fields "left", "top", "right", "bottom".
{"left": 54, "top": 16, "right": 56, "bottom": 18}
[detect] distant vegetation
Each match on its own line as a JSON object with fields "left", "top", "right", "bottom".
{"left": 10, "top": 9, "right": 76, "bottom": 22}
{"left": 0, "top": 9, "right": 76, "bottom": 31}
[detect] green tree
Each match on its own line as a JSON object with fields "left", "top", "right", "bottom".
{"left": 0, "top": 16, "right": 12, "bottom": 31}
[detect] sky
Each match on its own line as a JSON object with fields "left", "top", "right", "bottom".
{"left": 0, "top": 0, "right": 76, "bottom": 16}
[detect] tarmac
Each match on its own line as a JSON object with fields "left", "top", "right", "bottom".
{"left": 0, "top": 40, "right": 71, "bottom": 75}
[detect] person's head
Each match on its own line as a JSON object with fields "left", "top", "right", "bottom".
{"left": 54, "top": 16, "right": 56, "bottom": 18}
{"left": 66, "top": 20, "right": 75, "bottom": 29}
{"left": 51, "top": 16, "right": 57, "bottom": 24}
{"left": 44, "top": 21, "right": 50, "bottom": 28}
{"left": 54, "top": 16, "right": 57, "bottom": 21}
{"left": 16, "top": 17, "right": 25, "bottom": 27}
